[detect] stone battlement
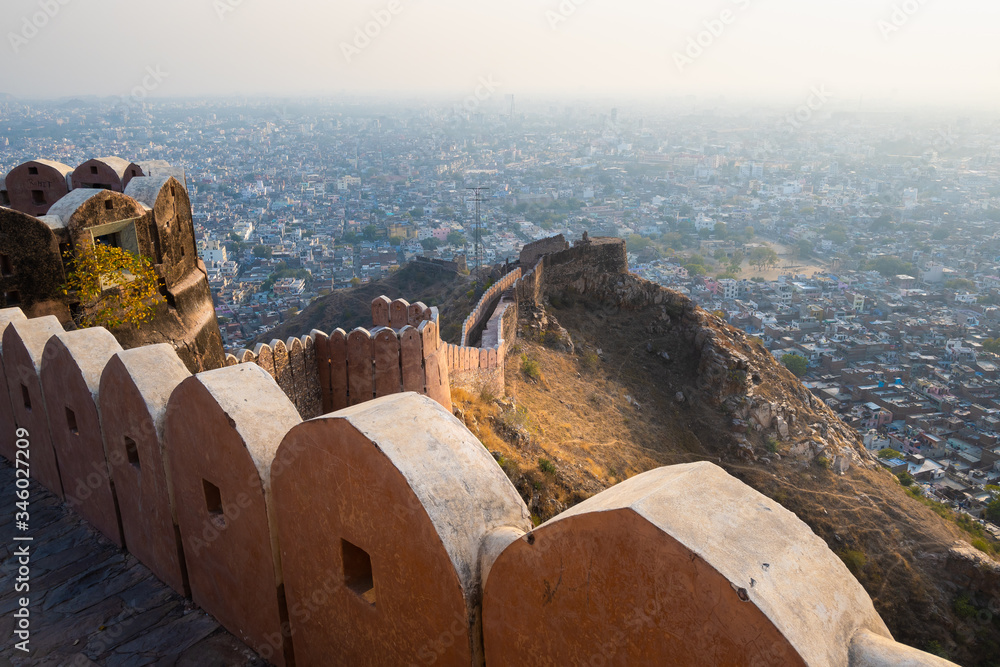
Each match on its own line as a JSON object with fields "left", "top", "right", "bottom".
{"left": 445, "top": 235, "right": 630, "bottom": 396}
{"left": 226, "top": 297, "right": 451, "bottom": 418}
{"left": 0, "top": 304, "right": 952, "bottom": 665}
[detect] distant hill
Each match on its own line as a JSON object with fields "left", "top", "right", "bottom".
{"left": 453, "top": 252, "right": 1000, "bottom": 666}
{"left": 255, "top": 261, "right": 476, "bottom": 346}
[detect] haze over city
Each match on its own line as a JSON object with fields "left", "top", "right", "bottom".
{"left": 6, "top": 1, "right": 1000, "bottom": 665}
{"left": 1, "top": 0, "right": 999, "bottom": 107}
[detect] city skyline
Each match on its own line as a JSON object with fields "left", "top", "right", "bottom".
{"left": 1, "top": 0, "right": 999, "bottom": 108}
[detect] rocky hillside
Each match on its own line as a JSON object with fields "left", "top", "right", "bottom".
{"left": 452, "top": 256, "right": 1000, "bottom": 666}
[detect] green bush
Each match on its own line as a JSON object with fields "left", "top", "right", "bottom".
{"left": 782, "top": 353, "right": 809, "bottom": 377}
{"left": 765, "top": 437, "right": 779, "bottom": 454}
{"left": 987, "top": 499, "right": 1000, "bottom": 524}
{"left": 581, "top": 351, "right": 601, "bottom": 372}
{"left": 521, "top": 355, "right": 542, "bottom": 381}
{"left": 971, "top": 538, "right": 993, "bottom": 555}
{"left": 538, "top": 458, "right": 556, "bottom": 475}
{"left": 839, "top": 549, "right": 866, "bottom": 576}
{"left": 954, "top": 594, "right": 978, "bottom": 620}
{"left": 878, "top": 448, "right": 903, "bottom": 460}
{"left": 897, "top": 471, "right": 915, "bottom": 487}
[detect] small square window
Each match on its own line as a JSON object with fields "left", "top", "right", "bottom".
{"left": 0, "top": 254, "right": 14, "bottom": 277}
{"left": 65, "top": 407, "right": 79, "bottom": 435}
{"left": 90, "top": 165, "right": 98, "bottom": 175}
{"left": 31, "top": 190, "right": 45, "bottom": 205}
{"left": 131, "top": 169, "right": 138, "bottom": 177}
{"left": 20, "top": 384, "right": 30, "bottom": 411}
{"left": 104, "top": 200, "right": 114, "bottom": 211}
{"left": 124, "top": 436, "right": 141, "bottom": 471}
{"left": 5, "top": 291, "right": 20, "bottom": 306}
{"left": 27, "top": 167, "right": 38, "bottom": 175}
{"left": 203, "top": 479, "right": 226, "bottom": 529}
{"left": 0, "top": 191, "right": 9, "bottom": 206}
{"left": 342, "top": 539, "right": 376, "bottom": 606}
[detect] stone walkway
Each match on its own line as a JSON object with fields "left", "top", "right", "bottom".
{"left": 0, "top": 460, "right": 267, "bottom": 666}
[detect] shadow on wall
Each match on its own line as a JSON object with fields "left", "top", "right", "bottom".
{"left": 0, "top": 306, "right": 956, "bottom": 667}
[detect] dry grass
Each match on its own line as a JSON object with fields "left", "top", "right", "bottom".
{"left": 463, "top": 295, "right": 1000, "bottom": 665}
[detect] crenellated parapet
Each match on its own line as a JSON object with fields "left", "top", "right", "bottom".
{"left": 0, "top": 305, "right": 956, "bottom": 666}
{"left": 231, "top": 297, "right": 451, "bottom": 417}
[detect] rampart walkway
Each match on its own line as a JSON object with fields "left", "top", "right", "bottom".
{"left": 0, "top": 461, "right": 261, "bottom": 666}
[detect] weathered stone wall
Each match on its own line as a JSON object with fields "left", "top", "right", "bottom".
{"left": 519, "top": 234, "right": 569, "bottom": 270}
{"left": 0, "top": 309, "right": 957, "bottom": 666}
{"left": 446, "top": 236, "right": 626, "bottom": 397}
{"left": 4, "top": 159, "right": 73, "bottom": 217}
{"left": 231, "top": 297, "right": 450, "bottom": 418}
{"left": 0, "top": 159, "right": 227, "bottom": 374}
{"left": 460, "top": 268, "right": 522, "bottom": 347}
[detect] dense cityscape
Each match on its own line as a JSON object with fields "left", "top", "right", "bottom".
{"left": 3, "top": 94, "right": 1000, "bottom": 535}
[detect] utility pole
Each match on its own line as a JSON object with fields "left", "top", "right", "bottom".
{"left": 466, "top": 186, "right": 490, "bottom": 279}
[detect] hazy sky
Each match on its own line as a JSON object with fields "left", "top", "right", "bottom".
{"left": 1, "top": 0, "right": 998, "bottom": 107}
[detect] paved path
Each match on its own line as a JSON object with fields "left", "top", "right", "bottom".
{"left": 0, "top": 460, "right": 267, "bottom": 666}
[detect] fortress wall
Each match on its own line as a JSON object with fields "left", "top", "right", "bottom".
{"left": 99, "top": 345, "right": 191, "bottom": 596}
{"left": 0, "top": 308, "right": 27, "bottom": 462}
{"left": 233, "top": 299, "right": 447, "bottom": 419}
{"left": 0, "top": 323, "right": 957, "bottom": 666}
{"left": 41, "top": 329, "right": 124, "bottom": 546}
{"left": 460, "top": 268, "right": 522, "bottom": 347}
{"left": 519, "top": 234, "right": 570, "bottom": 270}
{"left": 449, "top": 236, "right": 627, "bottom": 395}
{"left": 3, "top": 316, "right": 66, "bottom": 497}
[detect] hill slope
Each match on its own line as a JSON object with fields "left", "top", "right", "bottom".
{"left": 453, "top": 264, "right": 1000, "bottom": 666}
{"left": 256, "top": 262, "right": 475, "bottom": 345}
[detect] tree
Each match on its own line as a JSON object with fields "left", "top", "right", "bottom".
{"left": 447, "top": 231, "right": 467, "bottom": 247}
{"left": 743, "top": 226, "right": 755, "bottom": 240}
{"left": 362, "top": 225, "right": 379, "bottom": 241}
{"left": 985, "top": 499, "right": 1000, "bottom": 524}
{"left": 749, "top": 246, "right": 780, "bottom": 272}
{"left": 877, "top": 448, "right": 903, "bottom": 460}
{"left": 868, "top": 256, "right": 913, "bottom": 277}
{"left": 945, "top": 279, "right": 976, "bottom": 291}
{"left": 252, "top": 245, "right": 272, "bottom": 259}
{"left": 409, "top": 207, "right": 425, "bottom": 219}
{"left": 63, "top": 243, "right": 163, "bottom": 330}
{"left": 350, "top": 277, "right": 361, "bottom": 287}
{"left": 782, "top": 353, "right": 809, "bottom": 377}
{"left": 420, "top": 238, "right": 441, "bottom": 251}
{"left": 628, "top": 235, "right": 653, "bottom": 253}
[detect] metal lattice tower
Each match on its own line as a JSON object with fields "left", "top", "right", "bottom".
{"left": 466, "top": 186, "right": 490, "bottom": 277}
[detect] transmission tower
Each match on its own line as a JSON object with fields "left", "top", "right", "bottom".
{"left": 466, "top": 186, "right": 490, "bottom": 278}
